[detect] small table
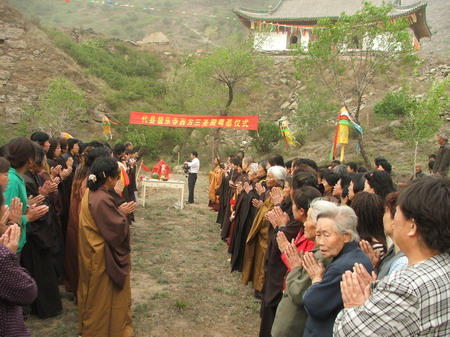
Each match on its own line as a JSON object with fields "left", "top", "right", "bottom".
{"left": 139, "top": 179, "right": 185, "bottom": 209}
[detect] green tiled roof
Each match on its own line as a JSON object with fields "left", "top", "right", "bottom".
{"left": 234, "top": 0, "right": 428, "bottom": 22}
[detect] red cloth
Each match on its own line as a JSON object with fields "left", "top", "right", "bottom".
{"left": 281, "top": 233, "right": 315, "bottom": 290}
{"left": 140, "top": 163, "right": 150, "bottom": 172}
{"left": 151, "top": 160, "right": 172, "bottom": 178}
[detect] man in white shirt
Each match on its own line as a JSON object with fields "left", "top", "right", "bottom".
{"left": 185, "top": 151, "right": 200, "bottom": 204}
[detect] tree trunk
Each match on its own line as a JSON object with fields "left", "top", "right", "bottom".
{"left": 413, "top": 141, "right": 418, "bottom": 179}
{"left": 357, "top": 133, "right": 371, "bottom": 168}
{"left": 212, "top": 127, "right": 221, "bottom": 162}
{"left": 225, "top": 82, "right": 234, "bottom": 109}
{"left": 211, "top": 82, "right": 234, "bottom": 162}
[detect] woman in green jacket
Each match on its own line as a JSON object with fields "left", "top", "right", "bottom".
{"left": 4, "top": 137, "right": 48, "bottom": 253}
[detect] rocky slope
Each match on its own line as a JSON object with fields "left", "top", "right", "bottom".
{"left": 0, "top": 2, "right": 108, "bottom": 137}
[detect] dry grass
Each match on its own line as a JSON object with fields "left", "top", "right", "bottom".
{"left": 26, "top": 172, "right": 260, "bottom": 336}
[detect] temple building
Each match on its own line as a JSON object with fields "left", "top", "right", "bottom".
{"left": 234, "top": 0, "right": 431, "bottom": 52}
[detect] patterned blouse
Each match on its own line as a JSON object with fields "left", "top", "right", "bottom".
{"left": 0, "top": 245, "right": 37, "bottom": 337}
{"left": 334, "top": 253, "right": 450, "bottom": 336}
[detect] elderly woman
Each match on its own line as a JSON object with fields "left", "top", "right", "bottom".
{"left": 301, "top": 203, "right": 373, "bottom": 337}
{"left": 258, "top": 184, "right": 321, "bottom": 337}
{"left": 271, "top": 197, "right": 331, "bottom": 337}
{"left": 335, "top": 177, "right": 450, "bottom": 336}
{"left": 242, "top": 166, "right": 286, "bottom": 298}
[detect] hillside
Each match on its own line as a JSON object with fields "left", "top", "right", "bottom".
{"left": 0, "top": 1, "right": 110, "bottom": 140}
{"left": 4, "top": 0, "right": 449, "bottom": 55}
{"left": 3, "top": 0, "right": 276, "bottom": 51}
{"left": 0, "top": 1, "right": 449, "bottom": 180}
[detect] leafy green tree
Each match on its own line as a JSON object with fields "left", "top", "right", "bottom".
{"left": 166, "top": 36, "right": 268, "bottom": 158}
{"left": 249, "top": 121, "right": 282, "bottom": 155}
{"left": 295, "top": 2, "right": 413, "bottom": 167}
{"left": 397, "top": 77, "right": 450, "bottom": 176}
{"left": 27, "top": 77, "right": 88, "bottom": 136}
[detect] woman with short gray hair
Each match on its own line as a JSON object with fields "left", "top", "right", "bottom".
{"left": 267, "top": 166, "right": 287, "bottom": 182}
{"left": 242, "top": 166, "right": 287, "bottom": 297}
{"left": 272, "top": 198, "right": 333, "bottom": 337}
{"left": 301, "top": 203, "right": 372, "bottom": 337}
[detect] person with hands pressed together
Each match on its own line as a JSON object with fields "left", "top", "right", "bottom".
{"left": 271, "top": 190, "right": 325, "bottom": 337}
{"left": 242, "top": 166, "right": 286, "bottom": 299}
{"left": 221, "top": 156, "right": 244, "bottom": 240}
{"left": 65, "top": 147, "right": 112, "bottom": 300}
{"left": 78, "top": 157, "right": 133, "bottom": 337}
{"left": 21, "top": 144, "right": 62, "bottom": 319}
{"left": 0, "top": 187, "right": 37, "bottom": 337}
{"left": 334, "top": 177, "right": 450, "bottom": 337}
{"left": 227, "top": 157, "right": 254, "bottom": 250}
{"left": 258, "top": 177, "right": 302, "bottom": 337}
{"left": 302, "top": 203, "right": 372, "bottom": 337}
{"left": 230, "top": 164, "right": 260, "bottom": 273}
{"left": 4, "top": 137, "right": 49, "bottom": 255}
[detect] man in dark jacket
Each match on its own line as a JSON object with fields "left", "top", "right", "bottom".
{"left": 432, "top": 132, "right": 450, "bottom": 177}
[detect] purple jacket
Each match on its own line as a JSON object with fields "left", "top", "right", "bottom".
{"left": 0, "top": 245, "right": 37, "bottom": 337}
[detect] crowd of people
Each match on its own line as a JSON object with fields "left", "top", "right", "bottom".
{"left": 209, "top": 131, "right": 449, "bottom": 337}
{"left": 0, "top": 128, "right": 448, "bottom": 337}
{"left": 0, "top": 133, "right": 139, "bottom": 336}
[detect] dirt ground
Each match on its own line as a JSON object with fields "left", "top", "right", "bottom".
{"left": 26, "top": 172, "right": 260, "bottom": 336}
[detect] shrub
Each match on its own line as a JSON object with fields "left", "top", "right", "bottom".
{"left": 249, "top": 121, "right": 282, "bottom": 155}
{"left": 24, "top": 77, "right": 88, "bottom": 136}
{"left": 45, "top": 29, "right": 164, "bottom": 104}
{"left": 374, "top": 91, "right": 411, "bottom": 118}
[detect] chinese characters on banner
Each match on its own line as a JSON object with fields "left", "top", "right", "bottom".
{"left": 129, "top": 111, "right": 259, "bottom": 130}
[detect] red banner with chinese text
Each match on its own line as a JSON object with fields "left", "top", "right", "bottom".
{"left": 129, "top": 111, "right": 259, "bottom": 130}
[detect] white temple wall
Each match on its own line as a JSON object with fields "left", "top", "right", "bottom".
{"left": 254, "top": 31, "right": 288, "bottom": 51}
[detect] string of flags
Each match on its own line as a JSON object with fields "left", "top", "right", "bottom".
{"left": 251, "top": 21, "right": 315, "bottom": 36}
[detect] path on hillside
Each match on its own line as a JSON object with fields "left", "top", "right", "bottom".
{"left": 27, "top": 173, "right": 260, "bottom": 336}
{"left": 181, "top": 24, "right": 220, "bottom": 48}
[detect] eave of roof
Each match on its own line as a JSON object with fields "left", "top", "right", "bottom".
{"left": 233, "top": 2, "right": 428, "bottom": 22}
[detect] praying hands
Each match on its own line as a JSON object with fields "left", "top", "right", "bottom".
{"left": 267, "top": 206, "right": 289, "bottom": 229}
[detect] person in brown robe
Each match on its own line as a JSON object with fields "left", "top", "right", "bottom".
{"left": 242, "top": 166, "right": 287, "bottom": 294}
{"left": 65, "top": 147, "right": 111, "bottom": 298}
{"left": 77, "top": 157, "right": 133, "bottom": 337}
{"left": 208, "top": 157, "right": 223, "bottom": 211}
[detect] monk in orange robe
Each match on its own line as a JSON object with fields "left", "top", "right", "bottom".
{"left": 208, "top": 157, "right": 222, "bottom": 211}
